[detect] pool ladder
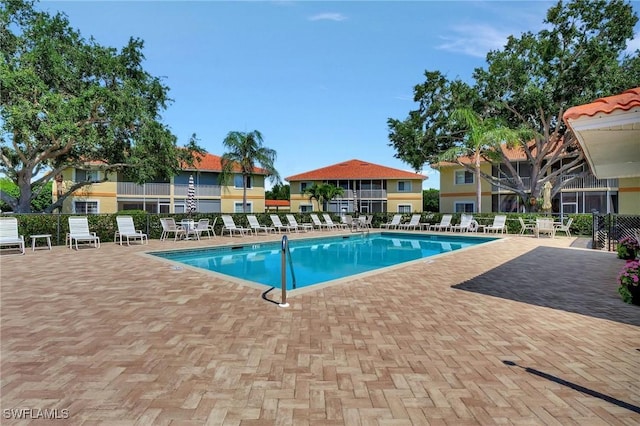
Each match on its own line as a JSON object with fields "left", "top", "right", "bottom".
{"left": 279, "top": 235, "right": 297, "bottom": 307}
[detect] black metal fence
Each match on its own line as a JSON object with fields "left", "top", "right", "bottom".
{"left": 592, "top": 214, "right": 640, "bottom": 251}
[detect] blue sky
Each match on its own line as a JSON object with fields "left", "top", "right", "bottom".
{"left": 40, "top": 1, "right": 640, "bottom": 190}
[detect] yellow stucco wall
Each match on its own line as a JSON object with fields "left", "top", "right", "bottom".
{"left": 386, "top": 178, "right": 424, "bottom": 212}
{"left": 437, "top": 164, "right": 492, "bottom": 213}
{"left": 619, "top": 177, "right": 640, "bottom": 214}
{"left": 56, "top": 167, "right": 268, "bottom": 214}
{"left": 289, "top": 180, "right": 321, "bottom": 212}
{"left": 220, "top": 174, "right": 266, "bottom": 212}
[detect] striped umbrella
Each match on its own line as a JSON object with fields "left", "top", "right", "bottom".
{"left": 187, "top": 175, "right": 196, "bottom": 215}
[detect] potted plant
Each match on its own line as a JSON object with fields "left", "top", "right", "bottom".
{"left": 617, "top": 260, "right": 640, "bottom": 305}
{"left": 617, "top": 236, "right": 639, "bottom": 260}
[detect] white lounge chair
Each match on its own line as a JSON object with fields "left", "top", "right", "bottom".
{"left": 343, "top": 215, "right": 362, "bottom": 231}
{"left": 194, "top": 218, "right": 215, "bottom": 239}
{"left": 287, "top": 214, "right": 313, "bottom": 232}
{"left": 114, "top": 215, "right": 148, "bottom": 245}
{"left": 483, "top": 215, "right": 507, "bottom": 234}
{"left": 0, "top": 217, "right": 25, "bottom": 254}
{"left": 518, "top": 217, "right": 536, "bottom": 235}
{"left": 323, "top": 214, "right": 347, "bottom": 230}
{"left": 450, "top": 214, "right": 474, "bottom": 232}
{"left": 429, "top": 214, "right": 452, "bottom": 232}
{"left": 361, "top": 215, "right": 374, "bottom": 229}
{"left": 535, "top": 218, "right": 555, "bottom": 238}
{"left": 397, "top": 214, "right": 422, "bottom": 230}
{"left": 160, "top": 218, "right": 186, "bottom": 241}
{"left": 247, "top": 215, "right": 275, "bottom": 235}
{"left": 221, "top": 215, "right": 250, "bottom": 237}
{"left": 270, "top": 215, "right": 296, "bottom": 233}
{"left": 310, "top": 214, "right": 333, "bottom": 230}
{"left": 554, "top": 217, "right": 573, "bottom": 237}
{"left": 380, "top": 214, "right": 402, "bottom": 229}
{"left": 68, "top": 216, "right": 101, "bottom": 250}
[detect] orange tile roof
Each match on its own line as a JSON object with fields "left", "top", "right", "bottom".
{"left": 285, "top": 159, "right": 427, "bottom": 181}
{"left": 563, "top": 87, "right": 640, "bottom": 121}
{"left": 265, "top": 200, "right": 290, "bottom": 207}
{"left": 183, "top": 152, "right": 269, "bottom": 175}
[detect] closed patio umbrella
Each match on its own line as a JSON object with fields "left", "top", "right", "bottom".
{"left": 187, "top": 174, "right": 196, "bottom": 216}
{"left": 542, "top": 181, "right": 552, "bottom": 211}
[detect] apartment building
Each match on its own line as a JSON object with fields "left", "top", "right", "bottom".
{"left": 438, "top": 148, "right": 636, "bottom": 215}
{"left": 54, "top": 153, "right": 269, "bottom": 214}
{"left": 286, "top": 159, "right": 427, "bottom": 213}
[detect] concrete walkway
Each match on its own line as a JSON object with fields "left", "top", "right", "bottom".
{"left": 1, "top": 231, "right": 638, "bottom": 425}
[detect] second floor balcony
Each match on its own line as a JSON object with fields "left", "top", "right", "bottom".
{"left": 117, "top": 182, "right": 221, "bottom": 197}
{"left": 492, "top": 175, "right": 618, "bottom": 192}
{"left": 336, "top": 189, "right": 388, "bottom": 199}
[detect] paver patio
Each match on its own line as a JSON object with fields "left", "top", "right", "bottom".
{"left": 1, "top": 230, "right": 639, "bottom": 425}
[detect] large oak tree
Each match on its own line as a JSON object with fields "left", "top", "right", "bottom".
{"left": 388, "top": 0, "right": 640, "bottom": 211}
{"left": 1, "top": 0, "right": 204, "bottom": 212}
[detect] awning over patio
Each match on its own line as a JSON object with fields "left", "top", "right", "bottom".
{"left": 563, "top": 87, "right": 640, "bottom": 179}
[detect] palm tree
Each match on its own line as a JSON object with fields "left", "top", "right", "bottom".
{"left": 439, "top": 109, "right": 532, "bottom": 212}
{"left": 220, "top": 130, "right": 280, "bottom": 213}
{"left": 322, "top": 184, "right": 344, "bottom": 210}
{"left": 303, "top": 183, "right": 326, "bottom": 211}
{"left": 303, "top": 183, "right": 344, "bottom": 211}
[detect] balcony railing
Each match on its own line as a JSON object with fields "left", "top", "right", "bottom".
{"left": 492, "top": 175, "right": 618, "bottom": 191}
{"left": 338, "top": 189, "right": 387, "bottom": 199}
{"left": 492, "top": 177, "right": 530, "bottom": 191}
{"left": 117, "top": 182, "right": 170, "bottom": 196}
{"left": 116, "top": 182, "right": 221, "bottom": 197}
{"left": 174, "top": 184, "right": 221, "bottom": 197}
{"left": 561, "top": 175, "right": 618, "bottom": 189}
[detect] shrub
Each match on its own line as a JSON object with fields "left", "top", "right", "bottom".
{"left": 617, "top": 236, "right": 639, "bottom": 260}
{"left": 617, "top": 260, "right": 640, "bottom": 304}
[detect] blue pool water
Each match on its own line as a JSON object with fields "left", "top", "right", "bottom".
{"left": 151, "top": 233, "right": 495, "bottom": 290}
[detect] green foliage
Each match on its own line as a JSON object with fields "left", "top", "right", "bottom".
{"left": 388, "top": 0, "right": 639, "bottom": 212}
{"left": 0, "top": 177, "right": 52, "bottom": 212}
{"left": 302, "top": 183, "right": 344, "bottom": 212}
{"left": 0, "top": 178, "right": 19, "bottom": 212}
{"left": 0, "top": 1, "right": 204, "bottom": 213}
{"left": 422, "top": 189, "right": 439, "bottom": 212}
{"left": 4, "top": 212, "right": 600, "bottom": 247}
{"left": 266, "top": 183, "right": 290, "bottom": 200}
{"left": 617, "top": 260, "right": 640, "bottom": 304}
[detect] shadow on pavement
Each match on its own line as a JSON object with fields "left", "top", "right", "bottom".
{"left": 454, "top": 246, "right": 640, "bottom": 327}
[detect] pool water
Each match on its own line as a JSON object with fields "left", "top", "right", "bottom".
{"left": 151, "top": 232, "right": 495, "bottom": 290}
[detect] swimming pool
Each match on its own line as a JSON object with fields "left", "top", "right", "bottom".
{"left": 151, "top": 232, "right": 496, "bottom": 290}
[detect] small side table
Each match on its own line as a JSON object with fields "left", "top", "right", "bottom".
{"left": 31, "top": 234, "right": 52, "bottom": 251}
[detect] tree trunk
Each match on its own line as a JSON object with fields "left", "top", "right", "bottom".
{"left": 243, "top": 174, "right": 248, "bottom": 213}
{"left": 16, "top": 169, "right": 33, "bottom": 213}
{"left": 475, "top": 152, "right": 482, "bottom": 213}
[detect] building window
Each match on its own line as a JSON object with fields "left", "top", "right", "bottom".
{"left": 454, "top": 202, "right": 475, "bottom": 213}
{"left": 76, "top": 169, "right": 99, "bottom": 182}
{"left": 74, "top": 201, "right": 98, "bottom": 214}
{"left": 397, "top": 204, "right": 411, "bottom": 213}
{"left": 234, "top": 175, "right": 252, "bottom": 189}
{"left": 454, "top": 170, "right": 474, "bottom": 185}
{"left": 300, "top": 181, "right": 312, "bottom": 192}
{"left": 397, "top": 181, "right": 412, "bottom": 192}
{"left": 234, "top": 202, "right": 252, "bottom": 213}
{"left": 299, "top": 204, "right": 313, "bottom": 213}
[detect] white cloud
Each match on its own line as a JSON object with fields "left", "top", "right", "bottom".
{"left": 436, "top": 24, "right": 511, "bottom": 58}
{"left": 308, "top": 13, "right": 347, "bottom": 22}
